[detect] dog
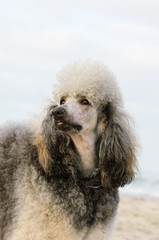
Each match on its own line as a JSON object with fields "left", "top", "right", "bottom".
{"left": 0, "top": 61, "right": 138, "bottom": 240}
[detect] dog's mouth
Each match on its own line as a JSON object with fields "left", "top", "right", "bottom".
{"left": 55, "top": 120, "right": 82, "bottom": 132}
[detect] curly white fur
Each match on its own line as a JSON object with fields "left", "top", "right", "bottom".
{"left": 53, "top": 61, "right": 123, "bottom": 108}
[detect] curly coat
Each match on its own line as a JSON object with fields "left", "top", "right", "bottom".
{"left": 0, "top": 61, "right": 138, "bottom": 240}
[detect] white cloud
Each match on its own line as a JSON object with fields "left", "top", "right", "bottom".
{"left": 126, "top": 46, "right": 159, "bottom": 68}
{"left": 77, "top": 0, "right": 159, "bottom": 26}
{"left": 0, "top": 29, "right": 74, "bottom": 52}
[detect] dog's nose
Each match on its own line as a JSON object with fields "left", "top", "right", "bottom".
{"left": 52, "top": 107, "right": 65, "bottom": 117}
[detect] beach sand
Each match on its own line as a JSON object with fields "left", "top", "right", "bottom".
{"left": 112, "top": 197, "right": 159, "bottom": 240}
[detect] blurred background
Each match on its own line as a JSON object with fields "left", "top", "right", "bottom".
{"left": 0, "top": 0, "right": 159, "bottom": 198}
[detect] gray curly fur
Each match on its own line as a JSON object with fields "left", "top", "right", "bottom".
{"left": 0, "top": 61, "right": 138, "bottom": 240}
{"left": 0, "top": 122, "right": 119, "bottom": 239}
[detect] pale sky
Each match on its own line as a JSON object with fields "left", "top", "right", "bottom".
{"left": 0, "top": 0, "right": 159, "bottom": 175}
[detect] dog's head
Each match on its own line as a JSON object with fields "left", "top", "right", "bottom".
{"left": 51, "top": 96, "right": 98, "bottom": 135}
{"left": 34, "top": 61, "right": 138, "bottom": 188}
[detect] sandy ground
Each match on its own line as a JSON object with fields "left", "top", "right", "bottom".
{"left": 112, "top": 197, "right": 159, "bottom": 240}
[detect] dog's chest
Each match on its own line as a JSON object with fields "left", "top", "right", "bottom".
{"left": 53, "top": 180, "right": 119, "bottom": 230}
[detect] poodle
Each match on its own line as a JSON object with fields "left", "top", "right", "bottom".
{"left": 0, "top": 61, "right": 138, "bottom": 240}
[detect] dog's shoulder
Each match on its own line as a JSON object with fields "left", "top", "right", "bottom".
{"left": 0, "top": 122, "right": 35, "bottom": 201}
{"left": 0, "top": 123, "right": 34, "bottom": 166}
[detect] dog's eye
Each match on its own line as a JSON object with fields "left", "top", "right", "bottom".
{"left": 80, "top": 99, "right": 90, "bottom": 105}
{"left": 60, "top": 99, "right": 65, "bottom": 105}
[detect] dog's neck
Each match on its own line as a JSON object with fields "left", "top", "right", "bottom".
{"left": 70, "top": 132, "right": 96, "bottom": 171}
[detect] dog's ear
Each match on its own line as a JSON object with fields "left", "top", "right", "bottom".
{"left": 33, "top": 105, "right": 77, "bottom": 177}
{"left": 33, "top": 105, "right": 57, "bottom": 173}
{"left": 33, "top": 134, "right": 53, "bottom": 173}
{"left": 99, "top": 103, "right": 138, "bottom": 188}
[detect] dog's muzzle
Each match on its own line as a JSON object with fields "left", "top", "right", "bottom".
{"left": 52, "top": 107, "right": 65, "bottom": 122}
{"left": 51, "top": 106, "right": 82, "bottom": 131}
